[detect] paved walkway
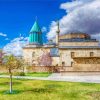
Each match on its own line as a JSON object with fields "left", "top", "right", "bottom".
{"left": 0, "top": 73, "right": 100, "bottom": 83}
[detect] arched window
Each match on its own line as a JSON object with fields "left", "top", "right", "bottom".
{"left": 32, "top": 52, "right": 35, "bottom": 58}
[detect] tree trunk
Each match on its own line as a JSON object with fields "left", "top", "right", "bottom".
{"left": 9, "top": 69, "right": 13, "bottom": 93}
{"left": 22, "top": 66, "right": 24, "bottom": 73}
{"left": 10, "top": 73, "right": 12, "bottom": 93}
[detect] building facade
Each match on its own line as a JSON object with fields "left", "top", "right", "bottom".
{"left": 23, "top": 20, "right": 100, "bottom": 72}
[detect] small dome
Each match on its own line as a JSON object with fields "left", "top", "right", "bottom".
{"left": 59, "top": 33, "right": 91, "bottom": 40}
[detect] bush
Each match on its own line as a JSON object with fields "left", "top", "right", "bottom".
{"left": 13, "top": 72, "right": 25, "bottom": 76}
{"left": 19, "top": 72, "right": 25, "bottom": 76}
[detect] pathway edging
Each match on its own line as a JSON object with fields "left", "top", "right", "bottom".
{"left": 0, "top": 73, "right": 100, "bottom": 83}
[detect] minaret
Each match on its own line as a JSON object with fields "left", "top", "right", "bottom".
{"left": 29, "top": 19, "right": 42, "bottom": 45}
{"left": 56, "top": 21, "right": 60, "bottom": 46}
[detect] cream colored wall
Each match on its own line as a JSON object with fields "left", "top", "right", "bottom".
{"left": 59, "top": 42, "right": 99, "bottom": 46}
{"left": 59, "top": 49, "right": 100, "bottom": 66}
{"left": 23, "top": 47, "right": 100, "bottom": 68}
{"left": 73, "top": 49, "right": 100, "bottom": 57}
{"left": 23, "top": 47, "right": 51, "bottom": 65}
{"left": 64, "top": 64, "right": 100, "bottom": 71}
{"left": 23, "top": 48, "right": 42, "bottom": 65}
{"left": 59, "top": 51, "right": 73, "bottom": 66}
{"left": 52, "top": 57, "right": 60, "bottom": 66}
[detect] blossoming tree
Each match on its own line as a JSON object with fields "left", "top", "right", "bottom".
{"left": 38, "top": 51, "right": 52, "bottom": 66}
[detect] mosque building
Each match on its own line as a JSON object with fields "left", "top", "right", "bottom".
{"left": 23, "top": 20, "right": 100, "bottom": 73}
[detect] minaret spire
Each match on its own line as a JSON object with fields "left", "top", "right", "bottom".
{"left": 56, "top": 20, "right": 60, "bottom": 46}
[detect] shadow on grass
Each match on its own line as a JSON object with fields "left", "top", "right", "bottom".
{"left": 24, "top": 88, "right": 55, "bottom": 93}
{"left": 24, "top": 84, "right": 62, "bottom": 94}
{"left": 45, "top": 84, "right": 63, "bottom": 88}
{"left": 79, "top": 82, "right": 96, "bottom": 86}
{"left": 15, "top": 78, "right": 31, "bottom": 81}
{"left": 0, "top": 82, "right": 22, "bottom": 86}
{"left": 0, "top": 87, "right": 56, "bottom": 95}
{"left": 0, "top": 84, "right": 61, "bottom": 95}
{"left": 0, "top": 90, "right": 22, "bottom": 95}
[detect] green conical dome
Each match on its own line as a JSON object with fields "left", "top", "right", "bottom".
{"left": 30, "top": 21, "right": 41, "bottom": 33}
{"left": 29, "top": 20, "right": 42, "bottom": 45}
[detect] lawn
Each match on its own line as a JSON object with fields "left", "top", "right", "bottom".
{"left": 0, "top": 72, "right": 51, "bottom": 77}
{"left": 25, "top": 72, "right": 51, "bottom": 77}
{"left": 0, "top": 78, "right": 100, "bottom": 100}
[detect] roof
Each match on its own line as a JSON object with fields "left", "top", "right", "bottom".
{"left": 59, "top": 46, "right": 100, "bottom": 49}
{"left": 57, "top": 33, "right": 91, "bottom": 40}
{"left": 30, "top": 20, "right": 41, "bottom": 33}
{"left": 59, "top": 38, "right": 97, "bottom": 42}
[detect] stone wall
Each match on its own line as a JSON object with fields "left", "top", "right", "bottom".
{"left": 62, "top": 64, "right": 100, "bottom": 72}
{"left": 59, "top": 48, "right": 100, "bottom": 66}
{"left": 23, "top": 46, "right": 100, "bottom": 72}
{"left": 29, "top": 66, "right": 59, "bottom": 72}
{"left": 23, "top": 47, "right": 51, "bottom": 65}
{"left": 59, "top": 42, "right": 99, "bottom": 47}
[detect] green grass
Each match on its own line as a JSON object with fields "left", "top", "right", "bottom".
{"left": 0, "top": 72, "right": 51, "bottom": 77}
{"left": 25, "top": 72, "right": 51, "bottom": 77}
{"left": 0, "top": 73, "right": 8, "bottom": 75}
{"left": 0, "top": 78, "right": 100, "bottom": 100}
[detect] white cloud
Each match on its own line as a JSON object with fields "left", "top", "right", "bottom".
{"left": 0, "top": 32, "right": 7, "bottom": 37}
{"left": 47, "top": 0, "right": 100, "bottom": 41}
{"left": 3, "top": 36, "right": 29, "bottom": 56}
{"left": 5, "top": 38, "right": 9, "bottom": 40}
{"left": 42, "top": 27, "right": 47, "bottom": 32}
{"left": 91, "top": 33, "right": 100, "bottom": 41}
{"left": 60, "top": 0, "right": 95, "bottom": 12}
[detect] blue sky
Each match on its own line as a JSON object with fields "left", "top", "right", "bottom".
{"left": 0, "top": 0, "right": 70, "bottom": 48}
{"left": 3, "top": 0, "right": 100, "bottom": 56}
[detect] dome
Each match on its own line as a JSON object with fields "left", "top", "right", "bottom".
{"left": 59, "top": 33, "right": 91, "bottom": 40}
{"left": 30, "top": 20, "right": 41, "bottom": 33}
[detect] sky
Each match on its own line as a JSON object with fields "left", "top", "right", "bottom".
{"left": 2, "top": 0, "right": 100, "bottom": 56}
{"left": 47, "top": 0, "right": 100, "bottom": 40}
{"left": 0, "top": 0, "right": 68, "bottom": 48}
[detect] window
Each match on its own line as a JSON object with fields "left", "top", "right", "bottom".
{"left": 50, "top": 48, "right": 59, "bottom": 56}
{"left": 90, "top": 52, "right": 93, "bottom": 57}
{"left": 62, "top": 62, "right": 65, "bottom": 66}
{"left": 71, "top": 52, "right": 74, "bottom": 58}
{"left": 32, "top": 52, "right": 35, "bottom": 57}
{"left": 71, "top": 62, "right": 73, "bottom": 67}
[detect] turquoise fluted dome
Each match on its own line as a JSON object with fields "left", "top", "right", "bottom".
{"left": 29, "top": 20, "right": 42, "bottom": 45}
{"left": 30, "top": 21, "right": 41, "bottom": 33}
